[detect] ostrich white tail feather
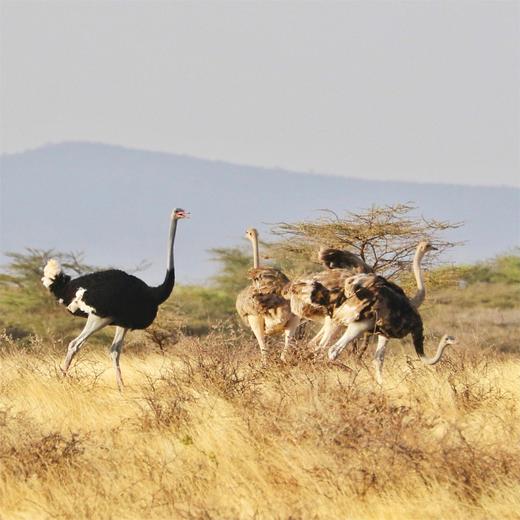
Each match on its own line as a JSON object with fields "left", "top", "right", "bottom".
{"left": 42, "top": 258, "right": 62, "bottom": 288}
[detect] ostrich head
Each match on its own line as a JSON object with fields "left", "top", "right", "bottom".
{"left": 245, "top": 228, "right": 258, "bottom": 241}
{"left": 441, "top": 335, "right": 457, "bottom": 346}
{"left": 417, "top": 241, "right": 438, "bottom": 254}
{"left": 172, "top": 208, "right": 189, "bottom": 220}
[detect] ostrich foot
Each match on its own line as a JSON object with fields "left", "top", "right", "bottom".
{"left": 328, "top": 346, "right": 340, "bottom": 362}
{"left": 372, "top": 361, "right": 384, "bottom": 385}
{"left": 115, "top": 373, "right": 125, "bottom": 392}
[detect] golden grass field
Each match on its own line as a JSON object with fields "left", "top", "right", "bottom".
{"left": 1, "top": 283, "right": 519, "bottom": 519}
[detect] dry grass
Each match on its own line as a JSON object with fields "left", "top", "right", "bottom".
{"left": 1, "top": 283, "right": 519, "bottom": 519}
{"left": 1, "top": 327, "right": 519, "bottom": 519}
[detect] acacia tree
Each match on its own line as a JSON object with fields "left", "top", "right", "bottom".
{"left": 269, "top": 203, "right": 462, "bottom": 280}
{"left": 0, "top": 249, "right": 96, "bottom": 287}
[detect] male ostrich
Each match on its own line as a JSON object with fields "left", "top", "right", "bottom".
{"left": 235, "top": 228, "right": 299, "bottom": 363}
{"left": 313, "top": 269, "right": 455, "bottom": 383}
{"left": 42, "top": 208, "right": 188, "bottom": 389}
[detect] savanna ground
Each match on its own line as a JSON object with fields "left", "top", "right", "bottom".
{"left": 1, "top": 281, "right": 520, "bottom": 519}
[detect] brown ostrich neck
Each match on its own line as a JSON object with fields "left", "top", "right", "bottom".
{"left": 250, "top": 233, "right": 260, "bottom": 268}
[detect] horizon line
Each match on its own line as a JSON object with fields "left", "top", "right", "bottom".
{"left": 2, "top": 139, "right": 518, "bottom": 191}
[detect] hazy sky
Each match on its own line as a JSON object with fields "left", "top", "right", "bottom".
{"left": 1, "top": 1, "right": 518, "bottom": 187}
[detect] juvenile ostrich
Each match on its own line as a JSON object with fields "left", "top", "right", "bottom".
{"left": 318, "top": 240, "right": 436, "bottom": 308}
{"left": 292, "top": 240, "right": 437, "bottom": 353}
{"left": 325, "top": 240, "right": 437, "bottom": 355}
{"left": 235, "top": 228, "right": 299, "bottom": 363}
{"left": 283, "top": 247, "right": 373, "bottom": 350}
{"left": 42, "top": 208, "right": 188, "bottom": 389}
{"left": 313, "top": 271, "right": 455, "bottom": 383}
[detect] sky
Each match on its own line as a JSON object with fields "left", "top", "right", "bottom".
{"left": 0, "top": 1, "right": 518, "bottom": 187}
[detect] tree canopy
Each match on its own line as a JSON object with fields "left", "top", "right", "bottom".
{"left": 269, "top": 203, "right": 462, "bottom": 279}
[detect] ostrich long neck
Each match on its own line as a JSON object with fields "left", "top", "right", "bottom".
{"left": 412, "top": 324, "right": 452, "bottom": 366}
{"left": 166, "top": 217, "right": 178, "bottom": 271}
{"left": 152, "top": 217, "right": 178, "bottom": 304}
{"left": 353, "top": 254, "right": 372, "bottom": 273}
{"left": 409, "top": 247, "right": 426, "bottom": 308}
{"left": 250, "top": 234, "right": 260, "bottom": 268}
{"left": 418, "top": 336, "right": 451, "bottom": 365}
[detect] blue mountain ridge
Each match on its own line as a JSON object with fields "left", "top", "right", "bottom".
{"left": 1, "top": 142, "right": 518, "bottom": 283}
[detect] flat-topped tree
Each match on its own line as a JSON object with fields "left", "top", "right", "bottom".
{"left": 270, "top": 203, "right": 461, "bottom": 284}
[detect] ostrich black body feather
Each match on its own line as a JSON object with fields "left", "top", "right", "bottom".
{"left": 48, "top": 269, "right": 174, "bottom": 329}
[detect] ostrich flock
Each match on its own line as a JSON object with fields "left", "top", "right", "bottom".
{"left": 41, "top": 209, "right": 455, "bottom": 389}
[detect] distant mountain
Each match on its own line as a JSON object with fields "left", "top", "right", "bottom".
{"left": 1, "top": 142, "right": 518, "bottom": 283}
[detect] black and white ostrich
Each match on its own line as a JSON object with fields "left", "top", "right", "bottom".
{"left": 41, "top": 208, "right": 189, "bottom": 389}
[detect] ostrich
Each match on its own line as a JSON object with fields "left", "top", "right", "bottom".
{"left": 235, "top": 228, "right": 299, "bottom": 363}
{"left": 283, "top": 247, "right": 373, "bottom": 350}
{"left": 41, "top": 208, "right": 189, "bottom": 389}
{"left": 292, "top": 240, "right": 438, "bottom": 353}
{"left": 313, "top": 271, "right": 455, "bottom": 383}
{"left": 324, "top": 240, "right": 437, "bottom": 356}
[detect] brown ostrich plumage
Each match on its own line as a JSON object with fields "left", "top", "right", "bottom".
{"left": 235, "top": 229, "right": 299, "bottom": 362}
{"left": 320, "top": 263, "right": 455, "bottom": 383}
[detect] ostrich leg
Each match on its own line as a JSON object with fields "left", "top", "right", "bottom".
{"left": 248, "top": 315, "right": 268, "bottom": 365}
{"left": 308, "top": 324, "right": 325, "bottom": 348}
{"left": 280, "top": 315, "right": 300, "bottom": 362}
{"left": 373, "top": 336, "right": 389, "bottom": 384}
{"left": 110, "top": 326, "right": 128, "bottom": 391}
{"left": 328, "top": 319, "right": 374, "bottom": 361}
{"left": 62, "top": 315, "right": 112, "bottom": 374}
{"left": 352, "top": 334, "right": 371, "bottom": 359}
{"left": 316, "top": 320, "right": 342, "bottom": 352}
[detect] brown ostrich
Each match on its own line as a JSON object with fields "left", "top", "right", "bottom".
{"left": 311, "top": 268, "right": 455, "bottom": 383}
{"left": 236, "top": 228, "right": 299, "bottom": 363}
{"left": 283, "top": 246, "right": 373, "bottom": 350}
